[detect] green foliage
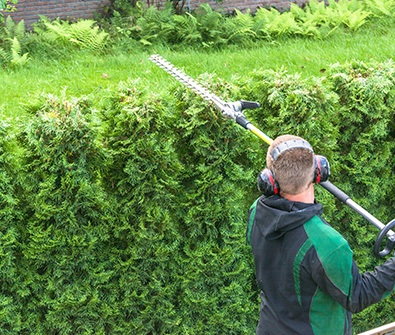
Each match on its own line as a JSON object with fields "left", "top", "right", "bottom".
{"left": 104, "top": 0, "right": 395, "bottom": 48}
{"left": 239, "top": 68, "right": 339, "bottom": 151}
{"left": 4, "top": 15, "right": 25, "bottom": 39}
{"left": 327, "top": 61, "right": 395, "bottom": 262}
{"left": 2, "top": 0, "right": 395, "bottom": 333}
{"left": 227, "top": 9, "right": 257, "bottom": 45}
{"left": 2, "top": 54, "right": 395, "bottom": 333}
{"left": 0, "top": 0, "right": 17, "bottom": 12}
{"left": 98, "top": 80, "right": 188, "bottom": 333}
{"left": 194, "top": 3, "right": 227, "bottom": 47}
{"left": 0, "top": 117, "right": 24, "bottom": 333}
{"left": 173, "top": 12, "right": 202, "bottom": 44}
{"left": 110, "top": 0, "right": 139, "bottom": 16}
{"left": 0, "top": 16, "right": 29, "bottom": 67}
{"left": 34, "top": 17, "right": 109, "bottom": 52}
{"left": 364, "top": 0, "right": 395, "bottom": 16}
{"left": 255, "top": 8, "right": 302, "bottom": 37}
{"left": 328, "top": 60, "right": 395, "bottom": 198}
{"left": 326, "top": 0, "right": 371, "bottom": 30}
{"left": 60, "top": 76, "right": 258, "bottom": 333}
{"left": 15, "top": 94, "right": 118, "bottom": 334}
{"left": 9, "top": 37, "right": 29, "bottom": 66}
{"left": 290, "top": 0, "right": 337, "bottom": 37}
{"left": 1, "top": 0, "right": 393, "bottom": 59}
{"left": 128, "top": 3, "right": 175, "bottom": 46}
{"left": 326, "top": 60, "right": 395, "bottom": 333}
{"left": 166, "top": 76, "right": 258, "bottom": 334}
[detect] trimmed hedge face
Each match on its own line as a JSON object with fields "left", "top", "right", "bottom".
{"left": 0, "top": 61, "right": 394, "bottom": 333}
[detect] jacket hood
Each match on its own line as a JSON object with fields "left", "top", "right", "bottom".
{"left": 254, "top": 195, "right": 323, "bottom": 240}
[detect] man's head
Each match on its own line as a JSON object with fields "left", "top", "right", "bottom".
{"left": 266, "top": 135, "right": 315, "bottom": 195}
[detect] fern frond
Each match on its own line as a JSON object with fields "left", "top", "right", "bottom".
{"left": 68, "top": 21, "right": 109, "bottom": 51}
{"left": 267, "top": 11, "right": 301, "bottom": 36}
{"left": 364, "top": 0, "right": 395, "bottom": 16}
{"left": 290, "top": 3, "right": 307, "bottom": 22}
{"left": 0, "top": 47, "right": 11, "bottom": 65}
{"left": 4, "top": 15, "right": 14, "bottom": 38}
{"left": 10, "top": 36, "right": 20, "bottom": 55}
{"left": 4, "top": 16, "right": 25, "bottom": 39}
{"left": 195, "top": 4, "right": 226, "bottom": 46}
{"left": 14, "top": 20, "right": 26, "bottom": 39}
{"left": 39, "top": 19, "right": 108, "bottom": 51}
{"left": 173, "top": 13, "right": 202, "bottom": 44}
{"left": 43, "top": 19, "right": 72, "bottom": 42}
{"left": 342, "top": 8, "right": 371, "bottom": 30}
{"left": 10, "top": 37, "right": 29, "bottom": 67}
{"left": 228, "top": 9, "right": 257, "bottom": 42}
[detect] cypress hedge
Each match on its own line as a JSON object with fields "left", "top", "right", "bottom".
{"left": 0, "top": 60, "right": 394, "bottom": 333}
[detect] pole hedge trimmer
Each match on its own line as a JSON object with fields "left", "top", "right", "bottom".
{"left": 149, "top": 54, "right": 395, "bottom": 257}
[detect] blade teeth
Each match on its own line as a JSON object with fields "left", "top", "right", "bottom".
{"left": 150, "top": 54, "right": 214, "bottom": 100}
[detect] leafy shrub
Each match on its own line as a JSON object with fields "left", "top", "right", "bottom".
{"left": 15, "top": 94, "right": 117, "bottom": 334}
{"left": 1, "top": 55, "right": 395, "bottom": 333}
{"left": 327, "top": 60, "right": 395, "bottom": 333}
{"left": 96, "top": 76, "right": 260, "bottom": 333}
{"left": 165, "top": 75, "right": 259, "bottom": 334}
{"left": 98, "top": 80, "right": 189, "bottom": 333}
{"left": 194, "top": 3, "right": 228, "bottom": 47}
{"left": 0, "top": 117, "right": 25, "bottom": 333}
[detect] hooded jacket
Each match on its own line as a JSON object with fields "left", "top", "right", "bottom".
{"left": 247, "top": 195, "right": 395, "bottom": 335}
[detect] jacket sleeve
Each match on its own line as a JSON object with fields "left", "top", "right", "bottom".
{"left": 309, "top": 241, "right": 395, "bottom": 313}
{"left": 348, "top": 258, "right": 395, "bottom": 313}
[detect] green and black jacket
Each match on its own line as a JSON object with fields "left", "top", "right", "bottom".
{"left": 247, "top": 195, "right": 395, "bottom": 335}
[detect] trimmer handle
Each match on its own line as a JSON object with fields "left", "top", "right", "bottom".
{"left": 374, "top": 219, "right": 395, "bottom": 257}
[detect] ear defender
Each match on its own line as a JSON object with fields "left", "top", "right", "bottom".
{"left": 257, "top": 168, "right": 280, "bottom": 196}
{"left": 313, "top": 155, "right": 330, "bottom": 184}
{"left": 256, "top": 140, "right": 331, "bottom": 196}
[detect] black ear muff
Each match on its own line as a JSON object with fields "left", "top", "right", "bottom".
{"left": 314, "top": 155, "right": 330, "bottom": 183}
{"left": 257, "top": 168, "right": 279, "bottom": 197}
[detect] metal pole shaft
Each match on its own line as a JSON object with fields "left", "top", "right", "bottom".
{"left": 320, "top": 181, "right": 395, "bottom": 238}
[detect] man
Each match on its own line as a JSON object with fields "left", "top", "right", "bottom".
{"left": 247, "top": 134, "right": 395, "bottom": 335}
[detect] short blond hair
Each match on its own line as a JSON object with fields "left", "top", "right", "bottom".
{"left": 266, "top": 135, "right": 315, "bottom": 195}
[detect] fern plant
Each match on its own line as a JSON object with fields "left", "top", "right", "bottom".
{"left": 0, "top": 16, "right": 29, "bottom": 67}
{"left": 195, "top": 3, "right": 227, "bottom": 48}
{"left": 290, "top": 2, "right": 330, "bottom": 37}
{"left": 364, "top": 0, "right": 395, "bottom": 17}
{"left": 227, "top": 10, "right": 257, "bottom": 45}
{"left": 173, "top": 12, "right": 202, "bottom": 44}
{"left": 129, "top": 4, "right": 175, "bottom": 46}
{"left": 264, "top": 9, "right": 301, "bottom": 36}
{"left": 342, "top": 8, "right": 371, "bottom": 30}
{"left": 34, "top": 17, "right": 109, "bottom": 52}
{"left": 9, "top": 37, "right": 29, "bottom": 67}
{"left": 0, "top": 46, "right": 10, "bottom": 64}
{"left": 107, "top": 0, "right": 388, "bottom": 48}
{"left": 328, "top": 0, "right": 371, "bottom": 30}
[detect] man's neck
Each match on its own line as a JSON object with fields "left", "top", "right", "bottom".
{"left": 280, "top": 184, "right": 315, "bottom": 204}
